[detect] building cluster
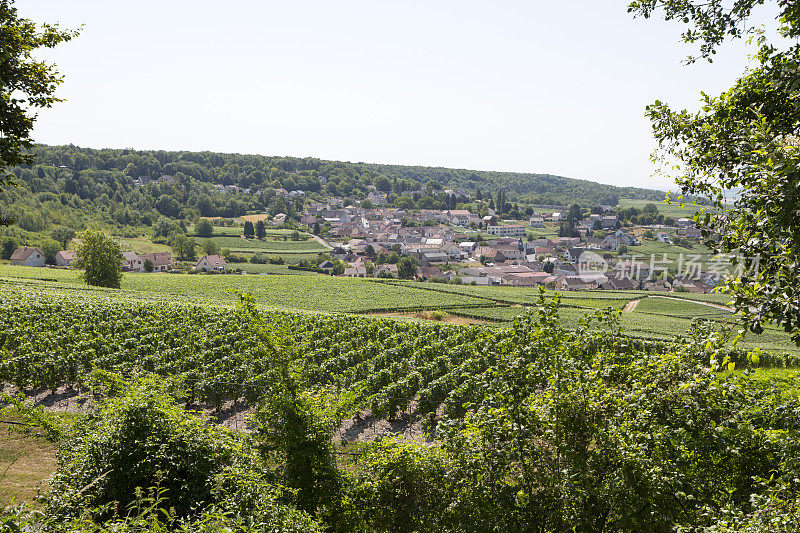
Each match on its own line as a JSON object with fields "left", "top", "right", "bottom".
{"left": 298, "top": 202, "right": 714, "bottom": 292}
{"left": 9, "top": 247, "right": 229, "bottom": 275}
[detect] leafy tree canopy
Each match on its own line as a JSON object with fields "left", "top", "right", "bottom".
{"left": 73, "top": 230, "right": 122, "bottom": 288}
{"left": 630, "top": 0, "right": 800, "bottom": 343}
{"left": 0, "top": 0, "right": 79, "bottom": 222}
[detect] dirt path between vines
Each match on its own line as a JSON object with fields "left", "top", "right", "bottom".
{"left": 623, "top": 298, "right": 643, "bottom": 312}
{"left": 373, "top": 311, "right": 494, "bottom": 325}
{"left": 310, "top": 234, "right": 333, "bottom": 249}
{"left": 1, "top": 383, "right": 428, "bottom": 442}
{"left": 623, "top": 295, "right": 733, "bottom": 313}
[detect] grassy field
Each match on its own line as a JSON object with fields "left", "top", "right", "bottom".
{"left": 117, "top": 237, "right": 172, "bottom": 254}
{"left": 0, "top": 265, "right": 487, "bottom": 313}
{"left": 525, "top": 223, "right": 560, "bottom": 238}
{"left": 618, "top": 198, "right": 713, "bottom": 218}
{"left": 199, "top": 236, "right": 327, "bottom": 254}
{"left": 0, "top": 263, "right": 797, "bottom": 356}
{"left": 627, "top": 239, "right": 715, "bottom": 262}
{"left": 0, "top": 407, "right": 58, "bottom": 508}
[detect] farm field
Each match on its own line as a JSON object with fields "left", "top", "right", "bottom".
{"left": 524, "top": 223, "right": 560, "bottom": 238}
{"left": 389, "top": 281, "right": 642, "bottom": 307}
{"left": 0, "top": 406, "right": 58, "bottom": 508}
{"left": 618, "top": 197, "right": 711, "bottom": 217}
{"left": 197, "top": 235, "right": 327, "bottom": 253}
{"left": 235, "top": 263, "right": 317, "bottom": 275}
{"left": 116, "top": 236, "right": 172, "bottom": 254}
{"left": 0, "top": 280, "right": 504, "bottom": 420}
{"left": 627, "top": 239, "right": 715, "bottom": 262}
{"left": 0, "top": 264, "right": 797, "bottom": 355}
{"left": 1, "top": 277, "right": 796, "bottom": 417}
{"left": 0, "top": 266, "right": 487, "bottom": 313}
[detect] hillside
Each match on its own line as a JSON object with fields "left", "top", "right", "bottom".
{"left": 0, "top": 144, "right": 665, "bottom": 229}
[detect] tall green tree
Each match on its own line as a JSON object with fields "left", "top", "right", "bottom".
{"left": 1, "top": 236, "right": 17, "bottom": 259}
{"left": 50, "top": 226, "right": 75, "bottom": 249}
{"left": 195, "top": 218, "right": 214, "bottom": 237}
{"left": 255, "top": 219, "right": 266, "bottom": 239}
{"left": 73, "top": 230, "right": 122, "bottom": 288}
{"left": 244, "top": 220, "right": 255, "bottom": 237}
{"left": 171, "top": 233, "right": 196, "bottom": 261}
{"left": 0, "top": 1, "right": 79, "bottom": 224}
{"left": 629, "top": 0, "right": 800, "bottom": 343}
{"left": 397, "top": 257, "right": 418, "bottom": 279}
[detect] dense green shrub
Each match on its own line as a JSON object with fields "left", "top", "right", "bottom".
{"left": 351, "top": 438, "right": 450, "bottom": 532}
{"left": 46, "top": 378, "right": 236, "bottom": 519}
{"left": 44, "top": 376, "right": 319, "bottom": 531}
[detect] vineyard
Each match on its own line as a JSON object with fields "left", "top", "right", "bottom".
{"left": 197, "top": 235, "right": 329, "bottom": 254}
{"left": 2, "top": 264, "right": 799, "bottom": 356}
{"left": 3, "top": 271, "right": 800, "bottom": 530}
{"left": 0, "top": 279, "right": 535, "bottom": 426}
{"left": 2, "top": 272, "right": 799, "bottom": 426}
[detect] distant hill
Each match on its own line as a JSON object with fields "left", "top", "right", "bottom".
{"left": 0, "top": 144, "right": 667, "bottom": 240}
{"left": 21, "top": 144, "right": 663, "bottom": 204}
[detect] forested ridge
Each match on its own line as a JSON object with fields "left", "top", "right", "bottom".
{"left": 0, "top": 144, "right": 664, "bottom": 230}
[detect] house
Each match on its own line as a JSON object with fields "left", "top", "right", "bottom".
{"left": 458, "top": 275, "right": 489, "bottom": 285}
{"left": 601, "top": 215, "right": 619, "bottom": 230}
{"left": 55, "top": 250, "right": 75, "bottom": 267}
{"left": 482, "top": 215, "right": 498, "bottom": 227}
{"left": 656, "top": 232, "right": 672, "bottom": 244}
{"left": 459, "top": 241, "right": 478, "bottom": 254}
{"left": 374, "top": 263, "right": 398, "bottom": 278}
{"left": 486, "top": 224, "right": 525, "bottom": 238}
{"left": 196, "top": 254, "right": 227, "bottom": 272}
{"left": 417, "top": 266, "right": 443, "bottom": 281}
{"left": 10, "top": 247, "right": 45, "bottom": 267}
{"left": 330, "top": 247, "right": 347, "bottom": 260}
{"left": 140, "top": 252, "right": 173, "bottom": 272}
{"left": 476, "top": 247, "right": 506, "bottom": 264}
{"left": 564, "top": 247, "right": 586, "bottom": 262}
{"left": 501, "top": 271, "right": 551, "bottom": 287}
{"left": 343, "top": 265, "right": 368, "bottom": 277}
{"left": 556, "top": 276, "right": 593, "bottom": 291}
{"left": 441, "top": 243, "right": 466, "bottom": 260}
{"left": 494, "top": 244, "right": 525, "bottom": 261}
{"left": 420, "top": 252, "right": 449, "bottom": 267}
{"left": 448, "top": 210, "right": 473, "bottom": 226}
{"left": 685, "top": 227, "right": 702, "bottom": 239}
{"left": 122, "top": 251, "right": 143, "bottom": 272}
{"left": 608, "top": 277, "right": 635, "bottom": 290}
{"left": 644, "top": 280, "right": 671, "bottom": 291}
{"left": 367, "top": 191, "right": 388, "bottom": 205}
{"left": 676, "top": 218, "right": 694, "bottom": 229}
{"left": 529, "top": 215, "right": 545, "bottom": 228}
{"left": 300, "top": 214, "right": 319, "bottom": 226}
{"left": 602, "top": 233, "right": 634, "bottom": 251}
{"left": 271, "top": 213, "right": 287, "bottom": 226}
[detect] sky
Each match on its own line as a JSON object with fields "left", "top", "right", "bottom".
{"left": 20, "top": 1, "right": 778, "bottom": 191}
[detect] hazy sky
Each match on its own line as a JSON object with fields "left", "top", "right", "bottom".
{"left": 21, "top": 1, "right": 774, "bottom": 191}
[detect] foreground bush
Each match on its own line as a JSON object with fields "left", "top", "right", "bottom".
{"left": 349, "top": 301, "right": 800, "bottom": 532}
{"left": 42, "top": 377, "right": 319, "bottom": 531}
{"left": 3, "top": 294, "right": 800, "bottom": 531}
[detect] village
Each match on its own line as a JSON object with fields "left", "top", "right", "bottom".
{"left": 295, "top": 195, "right": 717, "bottom": 292}
{"left": 7, "top": 182, "right": 722, "bottom": 293}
